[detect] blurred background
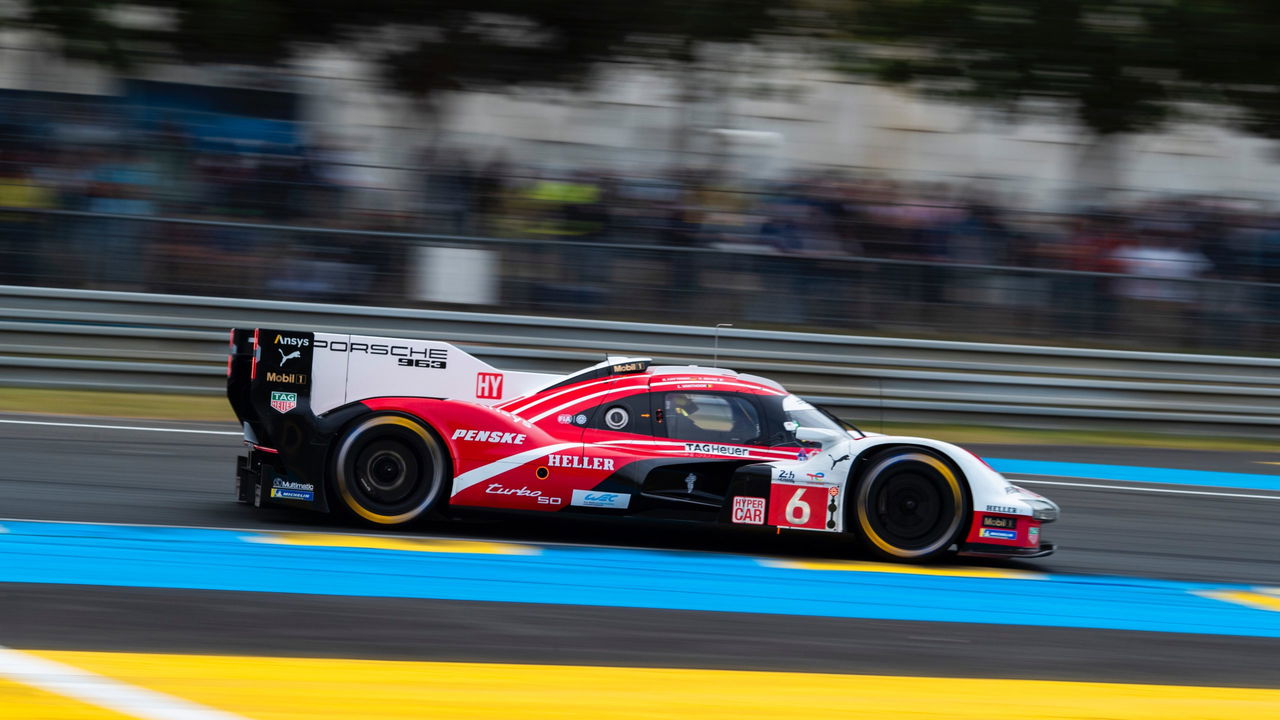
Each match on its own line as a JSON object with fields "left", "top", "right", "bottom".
{"left": 1, "top": 0, "right": 1279, "bottom": 353}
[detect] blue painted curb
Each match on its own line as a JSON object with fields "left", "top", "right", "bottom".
{"left": 2, "top": 521, "right": 1278, "bottom": 638}
{"left": 987, "top": 458, "right": 1280, "bottom": 492}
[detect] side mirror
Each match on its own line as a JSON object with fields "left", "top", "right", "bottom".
{"left": 794, "top": 426, "right": 846, "bottom": 448}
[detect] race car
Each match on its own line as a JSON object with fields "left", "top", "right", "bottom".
{"left": 226, "top": 328, "right": 1059, "bottom": 561}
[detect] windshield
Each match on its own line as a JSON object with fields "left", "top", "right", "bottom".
{"left": 782, "top": 395, "right": 861, "bottom": 436}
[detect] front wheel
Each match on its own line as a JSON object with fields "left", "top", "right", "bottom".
{"left": 853, "top": 450, "right": 968, "bottom": 561}
{"left": 332, "top": 413, "right": 449, "bottom": 525}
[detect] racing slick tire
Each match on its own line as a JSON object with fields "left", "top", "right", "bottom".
{"left": 332, "top": 413, "right": 450, "bottom": 525}
{"left": 852, "top": 449, "right": 969, "bottom": 561}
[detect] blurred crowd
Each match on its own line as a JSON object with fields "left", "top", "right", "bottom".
{"left": 1, "top": 94, "right": 1279, "bottom": 352}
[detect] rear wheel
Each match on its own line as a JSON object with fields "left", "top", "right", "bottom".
{"left": 333, "top": 414, "right": 449, "bottom": 525}
{"left": 853, "top": 449, "right": 967, "bottom": 561}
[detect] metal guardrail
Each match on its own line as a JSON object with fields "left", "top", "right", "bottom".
{"left": 1, "top": 285, "right": 1278, "bottom": 436}
{"left": 5, "top": 206, "right": 1280, "bottom": 358}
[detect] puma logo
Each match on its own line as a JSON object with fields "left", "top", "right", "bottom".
{"left": 278, "top": 349, "right": 301, "bottom": 366}
{"left": 830, "top": 454, "right": 850, "bottom": 470}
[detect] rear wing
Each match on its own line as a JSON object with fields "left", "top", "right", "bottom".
{"left": 227, "top": 328, "right": 560, "bottom": 433}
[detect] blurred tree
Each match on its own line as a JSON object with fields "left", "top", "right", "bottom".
{"left": 20, "top": 0, "right": 789, "bottom": 96}
{"left": 823, "top": 0, "right": 1280, "bottom": 198}
{"left": 831, "top": 1, "right": 1185, "bottom": 136}
{"left": 1170, "top": 1, "right": 1280, "bottom": 139}
{"left": 832, "top": 1, "right": 1280, "bottom": 138}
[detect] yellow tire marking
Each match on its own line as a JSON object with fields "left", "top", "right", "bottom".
{"left": 1200, "top": 589, "right": 1280, "bottom": 613}
{"left": 857, "top": 452, "right": 963, "bottom": 559}
{"left": 760, "top": 558, "right": 1041, "bottom": 579}
{"left": 20, "top": 650, "right": 1280, "bottom": 720}
{"left": 336, "top": 415, "right": 442, "bottom": 525}
{"left": 244, "top": 532, "right": 538, "bottom": 555}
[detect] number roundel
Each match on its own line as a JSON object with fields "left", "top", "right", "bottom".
{"left": 604, "top": 406, "right": 629, "bottom": 430}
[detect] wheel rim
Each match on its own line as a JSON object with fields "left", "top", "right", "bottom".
{"left": 336, "top": 415, "right": 446, "bottom": 524}
{"left": 856, "top": 452, "right": 963, "bottom": 558}
{"left": 355, "top": 443, "right": 417, "bottom": 504}
{"left": 877, "top": 471, "right": 944, "bottom": 541}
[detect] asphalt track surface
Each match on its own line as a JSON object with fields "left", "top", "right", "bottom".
{"left": 2, "top": 414, "right": 1279, "bottom": 703}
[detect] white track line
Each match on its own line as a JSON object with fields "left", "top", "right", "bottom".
{"left": 1011, "top": 477, "right": 1280, "bottom": 500}
{"left": 0, "top": 645, "right": 250, "bottom": 720}
{"left": 6, "top": 418, "right": 1277, "bottom": 499}
{"left": 0, "top": 418, "right": 239, "bottom": 435}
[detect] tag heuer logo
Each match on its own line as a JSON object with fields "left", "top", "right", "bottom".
{"left": 270, "top": 391, "right": 298, "bottom": 413}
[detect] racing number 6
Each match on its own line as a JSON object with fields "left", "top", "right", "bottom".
{"left": 785, "top": 488, "right": 811, "bottom": 525}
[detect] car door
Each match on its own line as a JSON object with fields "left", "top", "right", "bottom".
{"left": 559, "top": 375, "right": 657, "bottom": 511}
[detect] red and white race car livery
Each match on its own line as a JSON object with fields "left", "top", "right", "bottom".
{"left": 227, "top": 328, "right": 1058, "bottom": 561}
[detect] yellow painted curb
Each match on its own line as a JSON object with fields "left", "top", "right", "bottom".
{"left": 760, "top": 558, "right": 1042, "bottom": 580}
{"left": 13, "top": 651, "right": 1279, "bottom": 720}
{"left": 243, "top": 532, "right": 538, "bottom": 555}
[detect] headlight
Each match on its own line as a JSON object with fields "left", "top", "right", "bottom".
{"left": 1027, "top": 497, "right": 1060, "bottom": 522}
{"left": 1007, "top": 484, "right": 1059, "bottom": 522}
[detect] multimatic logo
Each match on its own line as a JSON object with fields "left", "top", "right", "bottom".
{"left": 313, "top": 340, "right": 448, "bottom": 369}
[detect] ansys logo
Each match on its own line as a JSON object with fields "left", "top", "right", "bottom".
{"left": 274, "top": 335, "right": 309, "bottom": 347}
{"left": 270, "top": 391, "right": 298, "bottom": 414}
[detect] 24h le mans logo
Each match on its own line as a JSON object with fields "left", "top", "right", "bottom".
{"left": 270, "top": 391, "right": 298, "bottom": 413}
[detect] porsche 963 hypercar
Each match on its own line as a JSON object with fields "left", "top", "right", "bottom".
{"left": 227, "top": 329, "right": 1058, "bottom": 560}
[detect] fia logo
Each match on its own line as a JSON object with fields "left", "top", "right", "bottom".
{"left": 476, "top": 372, "right": 503, "bottom": 400}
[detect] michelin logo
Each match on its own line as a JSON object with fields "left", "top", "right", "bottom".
{"left": 271, "top": 488, "right": 314, "bottom": 501}
{"left": 571, "top": 489, "right": 631, "bottom": 509}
